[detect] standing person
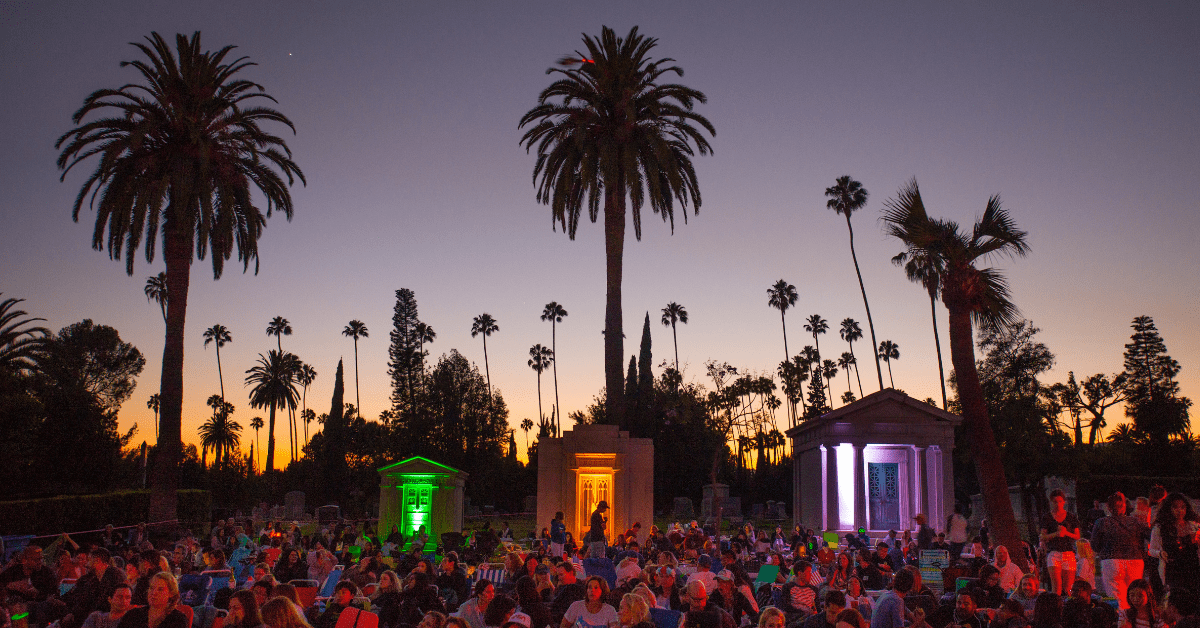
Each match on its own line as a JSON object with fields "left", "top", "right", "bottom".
{"left": 551, "top": 513, "right": 567, "bottom": 560}
{"left": 915, "top": 515, "right": 934, "bottom": 552}
{"left": 1148, "top": 492, "right": 1200, "bottom": 594}
{"left": 1091, "top": 492, "right": 1148, "bottom": 610}
{"left": 947, "top": 506, "right": 970, "bottom": 561}
{"left": 1040, "top": 489, "right": 1081, "bottom": 596}
{"left": 589, "top": 502, "right": 609, "bottom": 560}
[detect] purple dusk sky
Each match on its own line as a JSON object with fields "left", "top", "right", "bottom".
{"left": 2, "top": 1, "right": 1197, "bottom": 466}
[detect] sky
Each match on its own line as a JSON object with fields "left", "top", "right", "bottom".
{"left": 2, "top": 1, "right": 1198, "bottom": 468}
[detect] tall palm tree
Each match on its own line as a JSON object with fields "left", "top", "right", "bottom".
{"left": 147, "top": 393, "right": 161, "bottom": 439}
{"left": 266, "top": 317, "right": 292, "bottom": 353}
{"left": 893, "top": 249, "right": 949, "bottom": 409}
{"left": 528, "top": 344, "right": 554, "bottom": 426}
{"left": 200, "top": 395, "right": 239, "bottom": 469}
{"left": 839, "top": 318, "right": 865, "bottom": 398}
{"left": 471, "top": 313, "right": 499, "bottom": 398}
{"left": 342, "top": 320, "right": 368, "bottom": 413}
{"left": 57, "top": 32, "right": 304, "bottom": 521}
{"left": 249, "top": 416, "right": 263, "bottom": 471}
{"left": 297, "top": 362, "right": 316, "bottom": 441}
{"left": 541, "top": 302, "right": 568, "bottom": 436}
{"left": 882, "top": 177, "right": 1031, "bottom": 570}
{"left": 0, "top": 295, "right": 49, "bottom": 375}
{"left": 520, "top": 26, "right": 715, "bottom": 427}
{"left": 144, "top": 273, "right": 168, "bottom": 324}
{"left": 660, "top": 302, "right": 688, "bottom": 374}
{"left": 878, "top": 340, "right": 900, "bottom": 388}
{"left": 825, "top": 175, "right": 884, "bottom": 391}
{"left": 520, "top": 418, "right": 534, "bottom": 451}
{"left": 804, "top": 314, "right": 830, "bottom": 401}
{"left": 821, "top": 359, "right": 839, "bottom": 406}
{"left": 301, "top": 409, "right": 315, "bottom": 445}
{"left": 838, "top": 352, "right": 856, "bottom": 400}
{"left": 202, "top": 324, "right": 232, "bottom": 400}
{"left": 768, "top": 280, "right": 799, "bottom": 425}
{"left": 244, "top": 349, "right": 301, "bottom": 472}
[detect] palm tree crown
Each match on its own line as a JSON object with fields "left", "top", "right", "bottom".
{"left": 244, "top": 349, "right": 301, "bottom": 472}
{"left": 144, "top": 273, "right": 168, "bottom": 324}
{"left": 825, "top": 175, "right": 884, "bottom": 391}
{"left": 541, "top": 302, "right": 568, "bottom": 436}
{"left": 0, "top": 294, "right": 49, "bottom": 374}
{"left": 882, "top": 176, "right": 1031, "bottom": 570}
{"left": 202, "top": 324, "right": 232, "bottom": 399}
{"left": 520, "top": 26, "right": 715, "bottom": 427}
{"left": 767, "top": 280, "right": 798, "bottom": 359}
{"left": 528, "top": 343, "right": 554, "bottom": 428}
{"left": 661, "top": 302, "right": 688, "bottom": 374}
{"left": 56, "top": 31, "right": 304, "bottom": 521}
{"left": 878, "top": 340, "right": 900, "bottom": 389}
{"left": 839, "top": 318, "right": 865, "bottom": 398}
{"left": 266, "top": 316, "right": 292, "bottom": 352}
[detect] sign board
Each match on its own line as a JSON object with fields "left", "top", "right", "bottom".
{"left": 919, "top": 549, "right": 950, "bottom": 595}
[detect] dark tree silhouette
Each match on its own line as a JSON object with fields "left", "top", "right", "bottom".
{"left": 520, "top": 26, "right": 714, "bottom": 428}
{"left": 55, "top": 32, "right": 305, "bottom": 519}
{"left": 825, "top": 175, "right": 883, "bottom": 390}
{"left": 541, "top": 302, "right": 568, "bottom": 436}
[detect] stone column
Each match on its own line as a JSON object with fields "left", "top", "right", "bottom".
{"left": 825, "top": 444, "right": 840, "bottom": 531}
{"left": 913, "top": 446, "right": 927, "bottom": 518}
{"left": 941, "top": 446, "right": 955, "bottom": 521}
{"left": 853, "top": 443, "right": 866, "bottom": 531}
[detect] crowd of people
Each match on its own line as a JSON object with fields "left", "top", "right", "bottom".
{"left": 1, "top": 487, "right": 1197, "bottom": 628}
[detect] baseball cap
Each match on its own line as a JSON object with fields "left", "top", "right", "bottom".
{"left": 715, "top": 570, "right": 734, "bottom": 582}
{"left": 507, "top": 612, "right": 532, "bottom": 628}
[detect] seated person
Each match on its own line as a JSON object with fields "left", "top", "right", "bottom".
{"left": 870, "top": 545, "right": 893, "bottom": 576}
{"left": 315, "top": 581, "right": 361, "bottom": 628}
{"left": 990, "top": 601, "right": 1030, "bottom": 628}
{"left": 803, "top": 590, "right": 847, "bottom": 628}
{"left": 1061, "top": 581, "right": 1116, "bottom": 628}
{"left": 1008, "top": 576, "right": 1040, "bottom": 617}
{"left": 951, "top": 592, "right": 985, "bottom": 628}
{"left": 781, "top": 562, "right": 819, "bottom": 616}
{"left": 854, "top": 552, "right": 885, "bottom": 591}
{"left": 971, "top": 566, "right": 1007, "bottom": 610}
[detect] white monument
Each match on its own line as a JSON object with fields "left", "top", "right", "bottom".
{"left": 787, "top": 389, "right": 961, "bottom": 534}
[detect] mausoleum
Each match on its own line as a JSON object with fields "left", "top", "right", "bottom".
{"left": 786, "top": 389, "right": 960, "bottom": 534}
{"left": 378, "top": 456, "right": 467, "bottom": 550}
{"left": 537, "top": 424, "right": 653, "bottom": 545}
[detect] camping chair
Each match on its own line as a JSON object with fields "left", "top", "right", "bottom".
{"left": 201, "top": 570, "right": 233, "bottom": 606}
{"left": 175, "top": 604, "right": 195, "bottom": 628}
{"left": 649, "top": 607, "right": 682, "bottom": 628}
{"left": 753, "top": 565, "right": 780, "bottom": 590}
{"left": 177, "top": 574, "right": 212, "bottom": 608}
{"left": 582, "top": 557, "right": 617, "bottom": 589}
{"left": 335, "top": 607, "right": 379, "bottom": 628}
{"left": 315, "top": 566, "right": 345, "bottom": 610}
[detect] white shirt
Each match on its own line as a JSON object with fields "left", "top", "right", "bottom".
{"left": 995, "top": 560, "right": 1024, "bottom": 592}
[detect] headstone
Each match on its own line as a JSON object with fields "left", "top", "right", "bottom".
{"left": 673, "top": 497, "right": 695, "bottom": 520}
{"left": 700, "top": 484, "right": 730, "bottom": 519}
{"left": 284, "top": 491, "right": 305, "bottom": 519}
{"left": 768, "top": 501, "right": 788, "bottom": 520}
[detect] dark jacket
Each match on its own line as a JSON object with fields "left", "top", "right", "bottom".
{"left": 1090, "top": 516, "right": 1148, "bottom": 561}
{"left": 115, "top": 607, "right": 188, "bottom": 628}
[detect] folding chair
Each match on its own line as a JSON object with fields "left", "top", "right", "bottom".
{"left": 648, "top": 607, "right": 681, "bottom": 628}
{"left": 335, "top": 608, "right": 379, "bottom": 628}
{"left": 582, "top": 557, "right": 617, "bottom": 590}
{"left": 177, "top": 574, "right": 212, "bottom": 608}
{"left": 175, "top": 604, "right": 195, "bottom": 628}
{"left": 753, "top": 565, "right": 780, "bottom": 589}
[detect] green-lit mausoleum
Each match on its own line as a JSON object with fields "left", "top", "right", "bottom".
{"left": 377, "top": 456, "right": 468, "bottom": 551}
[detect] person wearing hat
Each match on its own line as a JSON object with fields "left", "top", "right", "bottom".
{"left": 589, "top": 501, "right": 609, "bottom": 559}
{"left": 709, "top": 571, "right": 755, "bottom": 627}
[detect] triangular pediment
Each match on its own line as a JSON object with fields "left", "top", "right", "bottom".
{"left": 785, "top": 389, "right": 960, "bottom": 438}
{"left": 377, "top": 456, "right": 464, "bottom": 476}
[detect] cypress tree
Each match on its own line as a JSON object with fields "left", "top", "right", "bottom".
{"left": 321, "top": 359, "right": 347, "bottom": 501}
{"left": 1123, "top": 316, "right": 1191, "bottom": 442}
{"left": 624, "top": 356, "right": 638, "bottom": 431}
{"left": 388, "top": 289, "right": 424, "bottom": 416}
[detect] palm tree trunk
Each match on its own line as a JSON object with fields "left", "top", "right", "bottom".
{"left": 482, "top": 336, "right": 492, "bottom": 399}
{"left": 603, "top": 185, "right": 627, "bottom": 427}
{"left": 929, "top": 290, "right": 948, "bottom": 409}
{"left": 537, "top": 371, "right": 544, "bottom": 427}
{"left": 849, "top": 341, "right": 864, "bottom": 398}
{"left": 946, "top": 304, "right": 1027, "bottom": 571}
{"left": 265, "top": 402, "right": 277, "bottom": 472}
{"left": 552, "top": 321, "right": 561, "bottom": 436}
{"left": 353, "top": 338, "right": 361, "bottom": 415}
{"left": 846, "top": 216, "right": 885, "bottom": 391}
{"left": 780, "top": 312, "right": 792, "bottom": 425}
{"left": 216, "top": 344, "right": 225, "bottom": 401}
{"left": 671, "top": 321, "right": 680, "bottom": 373}
{"left": 149, "top": 220, "right": 190, "bottom": 523}
{"left": 887, "top": 360, "right": 895, "bottom": 389}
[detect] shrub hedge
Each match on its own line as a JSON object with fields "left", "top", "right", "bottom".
{"left": 0, "top": 489, "right": 211, "bottom": 536}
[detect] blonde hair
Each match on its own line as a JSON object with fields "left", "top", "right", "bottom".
{"left": 632, "top": 584, "right": 657, "bottom": 610}
{"left": 379, "top": 570, "right": 402, "bottom": 594}
{"left": 149, "top": 572, "right": 180, "bottom": 607}
{"left": 758, "top": 607, "right": 785, "bottom": 628}
{"left": 620, "top": 593, "right": 650, "bottom": 625}
{"left": 261, "top": 598, "right": 312, "bottom": 628}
